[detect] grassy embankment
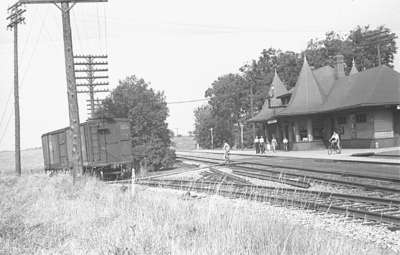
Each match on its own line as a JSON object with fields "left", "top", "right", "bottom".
{"left": 0, "top": 173, "right": 395, "bottom": 255}
{"left": 0, "top": 148, "right": 43, "bottom": 175}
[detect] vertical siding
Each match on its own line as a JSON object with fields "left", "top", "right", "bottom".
{"left": 66, "top": 129, "right": 73, "bottom": 169}
{"left": 41, "top": 136, "right": 50, "bottom": 170}
{"left": 354, "top": 112, "right": 374, "bottom": 139}
{"left": 394, "top": 109, "right": 400, "bottom": 136}
{"left": 374, "top": 109, "right": 394, "bottom": 138}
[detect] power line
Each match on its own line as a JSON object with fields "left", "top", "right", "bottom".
{"left": 103, "top": 3, "right": 108, "bottom": 54}
{"left": 0, "top": 109, "right": 13, "bottom": 147}
{"left": 0, "top": 6, "right": 49, "bottom": 149}
{"left": 167, "top": 98, "right": 208, "bottom": 104}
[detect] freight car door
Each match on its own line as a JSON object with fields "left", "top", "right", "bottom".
{"left": 119, "top": 121, "right": 132, "bottom": 161}
{"left": 59, "top": 132, "right": 68, "bottom": 168}
{"left": 41, "top": 135, "right": 50, "bottom": 170}
{"left": 89, "top": 124, "right": 101, "bottom": 162}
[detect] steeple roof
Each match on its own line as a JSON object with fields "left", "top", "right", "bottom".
{"left": 279, "top": 56, "right": 324, "bottom": 115}
{"left": 271, "top": 69, "right": 288, "bottom": 99}
{"left": 350, "top": 59, "right": 358, "bottom": 75}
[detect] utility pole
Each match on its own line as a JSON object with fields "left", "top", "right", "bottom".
{"left": 209, "top": 128, "right": 213, "bottom": 150}
{"left": 249, "top": 79, "right": 255, "bottom": 138}
{"left": 239, "top": 123, "right": 244, "bottom": 150}
{"left": 74, "top": 54, "right": 109, "bottom": 118}
{"left": 20, "top": 0, "right": 108, "bottom": 184}
{"left": 7, "top": 2, "right": 25, "bottom": 176}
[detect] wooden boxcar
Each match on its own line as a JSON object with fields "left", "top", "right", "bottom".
{"left": 41, "top": 118, "right": 133, "bottom": 179}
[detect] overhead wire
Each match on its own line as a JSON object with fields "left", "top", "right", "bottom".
{"left": 0, "top": 110, "right": 13, "bottom": 147}
{"left": 103, "top": 3, "right": 108, "bottom": 54}
{"left": 96, "top": 5, "right": 102, "bottom": 52}
{"left": 71, "top": 7, "right": 83, "bottom": 53}
{"left": 167, "top": 98, "right": 208, "bottom": 104}
{"left": 0, "top": 4, "right": 39, "bottom": 131}
{"left": 0, "top": 6, "right": 50, "bottom": 147}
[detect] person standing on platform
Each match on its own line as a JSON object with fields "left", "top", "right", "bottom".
{"left": 259, "top": 136, "right": 265, "bottom": 154}
{"left": 283, "top": 137, "right": 288, "bottom": 151}
{"left": 271, "top": 136, "right": 277, "bottom": 152}
{"left": 266, "top": 139, "right": 271, "bottom": 152}
{"left": 254, "top": 136, "right": 260, "bottom": 154}
{"left": 222, "top": 140, "right": 231, "bottom": 164}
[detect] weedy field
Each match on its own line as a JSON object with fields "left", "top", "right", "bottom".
{"left": 0, "top": 148, "right": 43, "bottom": 175}
{"left": 0, "top": 173, "right": 397, "bottom": 255}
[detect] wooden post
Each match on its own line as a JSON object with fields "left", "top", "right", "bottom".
{"left": 74, "top": 54, "right": 109, "bottom": 118}
{"left": 7, "top": 3, "right": 25, "bottom": 176}
{"left": 60, "top": 2, "right": 83, "bottom": 183}
{"left": 20, "top": 0, "right": 108, "bottom": 184}
{"left": 13, "top": 25, "right": 21, "bottom": 176}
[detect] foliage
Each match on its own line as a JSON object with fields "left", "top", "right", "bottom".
{"left": 306, "top": 26, "right": 397, "bottom": 74}
{"left": 348, "top": 25, "right": 397, "bottom": 70}
{"left": 193, "top": 25, "right": 397, "bottom": 149}
{"left": 98, "top": 75, "right": 175, "bottom": 171}
{"left": 193, "top": 105, "right": 216, "bottom": 149}
{"left": 203, "top": 74, "right": 259, "bottom": 148}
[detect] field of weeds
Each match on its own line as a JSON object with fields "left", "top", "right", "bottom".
{"left": 0, "top": 174, "right": 397, "bottom": 255}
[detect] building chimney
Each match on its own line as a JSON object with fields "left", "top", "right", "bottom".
{"left": 335, "top": 54, "right": 345, "bottom": 79}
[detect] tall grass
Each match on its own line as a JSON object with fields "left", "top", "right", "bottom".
{"left": 0, "top": 174, "right": 395, "bottom": 255}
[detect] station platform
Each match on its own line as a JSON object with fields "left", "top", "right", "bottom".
{"left": 193, "top": 147, "right": 400, "bottom": 165}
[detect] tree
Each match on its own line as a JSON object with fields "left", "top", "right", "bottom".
{"left": 348, "top": 25, "right": 397, "bottom": 70}
{"left": 193, "top": 105, "right": 216, "bottom": 149}
{"left": 98, "top": 75, "right": 175, "bottom": 171}
{"left": 204, "top": 74, "right": 252, "bottom": 147}
{"left": 305, "top": 26, "right": 397, "bottom": 74}
{"left": 195, "top": 25, "right": 397, "bottom": 150}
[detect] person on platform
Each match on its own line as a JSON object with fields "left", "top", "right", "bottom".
{"left": 271, "top": 136, "right": 277, "bottom": 152}
{"left": 254, "top": 136, "right": 260, "bottom": 154}
{"left": 329, "top": 130, "right": 341, "bottom": 153}
{"left": 265, "top": 139, "right": 271, "bottom": 152}
{"left": 259, "top": 136, "right": 265, "bottom": 154}
{"left": 282, "top": 137, "right": 288, "bottom": 151}
{"left": 223, "top": 140, "right": 231, "bottom": 164}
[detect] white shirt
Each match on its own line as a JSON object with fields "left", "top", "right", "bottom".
{"left": 331, "top": 133, "right": 339, "bottom": 142}
{"left": 283, "top": 138, "right": 288, "bottom": 144}
{"left": 259, "top": 137, "right": 264, "bottom": 143}
{"left": 223, "top": 143, "right": 230, "bottom": 152}
{"left": 254, "top": 138, "right": 259, "bottom": 143}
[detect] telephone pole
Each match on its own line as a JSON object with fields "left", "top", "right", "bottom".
{"left": 20, "top": 0, "right": 108, "bottom": 184}
{"left": 74, "top": 54, "right": 109, "bottom": 118}
{"left": 7, "top": 2, "right": 25, "bottom": 176}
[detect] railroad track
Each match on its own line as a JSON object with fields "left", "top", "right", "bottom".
{"left": 130, "top": 177, "right": 400, "bottom": 229}
{"left": 176, "top": 154, "right": 400, "bottom": 199}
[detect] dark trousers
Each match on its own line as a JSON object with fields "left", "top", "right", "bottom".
{"left": 255, "top": 143, "right": 260, "bottom": 154}
{"left": 260, "top": 143, "right": 265, "bottom": 153}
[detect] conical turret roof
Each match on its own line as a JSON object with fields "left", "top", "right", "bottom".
{"left": 280, "top": 56, "right": 324, "bottom": 115}
{"left": 272, "top": 69, "right": 288, "bottom": 97}
{"left": 268, "top": 69, "right": 287, "bottom": 106}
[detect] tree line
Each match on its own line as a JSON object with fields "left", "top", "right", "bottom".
{"left": 194, "top": 25, "right": 397, "bottom": 149}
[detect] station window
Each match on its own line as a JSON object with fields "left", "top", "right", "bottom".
{"left": 337, "top": 116, "right": 347, "bottom": 125}
{"left": 356, "top": 113, "right": 367, "bottom": 123}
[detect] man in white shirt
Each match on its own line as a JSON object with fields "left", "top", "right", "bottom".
{"left": 329, "top": 131, "right": 341, "bottom": 152}
{"left": 259, "top": 136, "right": 265, "bottom": 153}
{"left": 282, "top": 137, "right": 288, "bottom": 151}
{"left": 254, "top": 136, "right": 260, "bottom": 154}
{"left": 271, "top": 136, "right": 277, "bottom": 152}
{"left": 223, "top": 141, "right": 231, "bottom": 164}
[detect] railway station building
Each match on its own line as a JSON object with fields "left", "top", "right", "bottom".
{"left": 249, "top": 55, "right": 400, "bottom": 150}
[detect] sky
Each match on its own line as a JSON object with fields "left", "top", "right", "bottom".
{"left": 0, "top": 0, "right": 400, "bottom": 151}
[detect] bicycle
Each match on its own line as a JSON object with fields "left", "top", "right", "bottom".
{"left": 223, "top": 151, "right": 231, "bottom": 165}
{"left": 328, "top": 141, "right": 341, "bottom": 155}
